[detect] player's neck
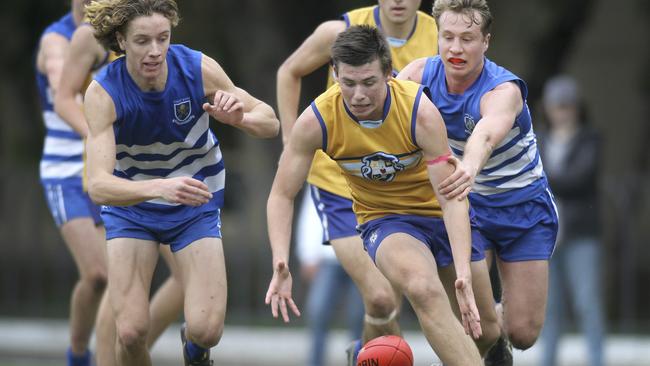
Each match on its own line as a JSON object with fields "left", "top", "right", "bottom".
{"left": 379, "top": 13, "right": 416, "bottom": 40}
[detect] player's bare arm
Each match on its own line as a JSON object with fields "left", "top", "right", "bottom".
{"left": 54, "top": 24, "right": 106, "bottom": 137}
{"left": 201, "top": 54, "right": 279, "bottom": 138}
{"left": 415, "top": 95, "right": 482, "bottom": 339}
{"left": 276, "top": 20, "right": 346, "bottom": 145}
{"left": 265, "top": 107, "right": 322, "bottom": 322}
{"left": 84, "top": 81, "right": 212, "bottom": 207}
{"left": 37, "top": 32, "right": 68, "bottom": 97}
{"left": 438, "top": 81, "right": 523, "bottom": 200}
{"left": 395, "top": 57, "right": 428, "bottom": 83}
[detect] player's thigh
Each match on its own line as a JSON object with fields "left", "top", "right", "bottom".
{"left": 107, "top": 238, "right": 159, "bottom": 320}
{"left": 497, "top": 259, "right": 548, "bottom": 329}
{"left": 375, "top": 233, "right": 442, "bottom": 296}
{"left": 159, "top": 243, "right": 181, "bottom": 279}
{"left": 330, "top": 236, "right": 383, "bottom": 285}
{"left": 61, "top": 217, "right": 107, "bottom": 276}
{"left": 174, "top": 237, "right": 227, "bottom": 321}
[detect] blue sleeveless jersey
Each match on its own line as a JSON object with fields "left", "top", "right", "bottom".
{"left": 36, "top": 13, "right": 84, "bottom": 184}
{"left": 95, "top": 44, "right": 224, "bottom": 220}
{"left": 422, "top": 56, "right": 546, "bottom": 207}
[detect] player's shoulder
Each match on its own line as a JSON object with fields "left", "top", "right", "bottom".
{"left": 397, "top": 57, "right": 429, "bottom": 83}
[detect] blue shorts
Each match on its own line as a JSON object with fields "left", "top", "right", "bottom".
{"left": 310, "top": 185, "right": 358, "bottom": 243}
{"left": 474, "top": 189, "right": 558, "bottom": 262}
{"left": 42, "top": 180, "right": 102, "bottom": 227}
{"left": 358, "top": 214, "right": 486, "bottom": 268}
{"left": 102, "top": 207, "right": 222, "bottom": 252}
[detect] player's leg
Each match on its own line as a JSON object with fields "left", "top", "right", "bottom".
{"left": 439, "top": 259, "right": 500, "bottom": 356}
{"left": 60, "top": 218, "right": 107, "bottom": 355}
{"left": 374, "top": 232, "right": 482, "bottom": 365}
{"left": 107, "top": 238, "right": 159, "bottom": 366}
{"left": 147, "top": 244, "right": 184, "bottom": 348}
{"left": 174, "top": 237, "right": 227, "bottom": 364}
{"left": 311, "top": 186, "right": 400, "bottom": 343}
{"left": 497, "top": 258, "right": 548, "bottom": 349}
{"left": 538, "top": 249, "right": 564, "bottom": 366}
{"left": 44, "top": 182, "right": 108, "bottom": 364}
{"left": 330, "top": 236, "right": 401, "bottom": 340}
{"left": 95, "top": 291, "right": 117, "bottom": 366}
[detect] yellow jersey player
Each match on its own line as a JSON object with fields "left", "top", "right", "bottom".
{"left": 276, "top": 2, "right": 437, "bottom": 364}
{"left": 266, "top": 25, "right": 500, "bottom": 366}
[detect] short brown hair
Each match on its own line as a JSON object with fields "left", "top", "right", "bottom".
{"left": 432, "top": 0, "right": 492, "bottom": 36}
{"left": 331, "top": 25, "right": 392, "bottom": 76}
{"left": 85, "top": 0, "right": 180, "bottom": 55}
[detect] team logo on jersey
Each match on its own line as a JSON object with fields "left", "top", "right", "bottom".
{"left": 464, "top": 113, "right": 476, "bottom": 134}
{"left": 173, "top": 98, "right": 193, "bottom": 125}
{"left": 360, "top": 152, "right": 404, "bottom": 182}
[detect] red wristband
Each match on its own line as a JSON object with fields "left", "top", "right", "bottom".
{"left": 425, "top": 153, "right": 451, "bottom": 166}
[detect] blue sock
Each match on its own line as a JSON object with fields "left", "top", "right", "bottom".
{"left": 353, "top": 339, "right": 363, "bottom": 365}
{"left": 66, "top": 348, "right": 91, "bottom": 366}
{"left": 185, "top": 340, "right": 209, "bottom": 362}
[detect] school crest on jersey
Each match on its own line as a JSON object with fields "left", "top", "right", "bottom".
{"left": 360, "top": 152, "right": 405, "bottom": 182}
{"left": 173, "top": 98, "right": 193, "bottom": 125}
{"left": 464, "top": 113, "right": 476, "bottom": 134}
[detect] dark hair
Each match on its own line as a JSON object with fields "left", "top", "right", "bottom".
{"left": 331, "top": 25, "right": 392, "bottom": 76}
{"left": 432, "top": 0, "right": 492, "bottom": 36}
{"left": 86, "top": 0, "right": 180, "bottom": 55}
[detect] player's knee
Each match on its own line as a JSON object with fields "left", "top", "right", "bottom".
{"left": 507, "top": 324, "right": 540, "bottom": 350}
{"left": 365, "top": 289, "right": 397, "bottom": 317}
{"left": 116, "top": 322, "right": 148, "bottom": 351}
{"left": 186, "top": 321, "right": 223, "bottom": 348}
{"left": 403, "top": 278, "right": 445, "bottom": 308}
{"left": 87, "top": 270, "right": 107, "bottom": 293}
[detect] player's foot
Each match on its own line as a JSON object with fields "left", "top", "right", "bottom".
{"left": 66, "top": 347, "right": 91, "bottom": 366}
{"left": 484, "top": 336, "right": 513, "bottom": 366}
{"left": 181, "top": 323, "right": 213, "bottom": 366}
{"left": 346, "top": 339, "right": 363, "bottom": 366}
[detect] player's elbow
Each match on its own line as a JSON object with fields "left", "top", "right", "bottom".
{"left": 87, "top": 178, "right": 108, "bottom": 205}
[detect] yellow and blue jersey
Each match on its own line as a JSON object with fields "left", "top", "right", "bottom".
{"left": 311, "top": 79, "right": 442, "bottom": 224}
{"left": 309, "top": 5, "right": 438, "bottom": 199}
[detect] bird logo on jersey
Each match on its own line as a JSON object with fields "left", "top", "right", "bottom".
{"left": 173, "top": 98, "right": 193, "bottom": 125}
{"left": 464, "top": 113, "right": 476, "bottom": 134}
{"left": 360, "top": 152, "right": 405, "bottom": 182}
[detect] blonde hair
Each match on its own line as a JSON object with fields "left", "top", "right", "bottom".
{"left": 432, "top": 0, "right": 492, "bottom": 36}
{"left": 85, "top": 0, "right": 180, "bottom": 55}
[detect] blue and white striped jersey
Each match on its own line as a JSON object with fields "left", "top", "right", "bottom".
{"left": 36, "top": 13, "right": 83, "bottom": 184}
{"left": 95, "top": 44, "right": 224, "bottom": 219}
{"left": 422, "top": 56, "right": 546, "bottom": 207}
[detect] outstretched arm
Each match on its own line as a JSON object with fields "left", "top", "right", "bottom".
{"left": 265, "top": 106, "right": 323, "bottom": 322}
{"left": 276, "top": 20, "right": 345, "bottom": 145}
{"left": 414, "top": 95, "right": 482, "bottom": 339}
{"left": 439, "top": 81, "right": 524, "bottom": 200}
{"left": 54, "top": 24, "right": 106, "bottom": 137}
{"left": 202, "top": 54, "right": 279, "bottom": 138}
{"left": 84, "top": 82, "right": 212, "bottom": 207}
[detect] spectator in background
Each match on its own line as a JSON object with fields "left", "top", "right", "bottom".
{"left": 538, "top": 75, "right": 605, "bottom": 366}
{"left": 295, "top": 188, "right": 364, "bottom": 366}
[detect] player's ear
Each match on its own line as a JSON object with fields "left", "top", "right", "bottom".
{"left": 116, "top": 31, "right": 126, "bottom": 52}
{"left": 483, "top": 33, "right": 491, "bottom": 52}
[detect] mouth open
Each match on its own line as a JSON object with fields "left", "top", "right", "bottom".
{"left": 448, "top": 57, "right": 466, "bottom": 66}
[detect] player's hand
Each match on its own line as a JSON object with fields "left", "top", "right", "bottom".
{"left": 203, "top": 90, "right": 244, "bottom": 126}
{"left": 455, "top": 276, "right": 482, "bottom": 339}
{"left": 265, "top": 261, "right": 301, "bottom": 323}
{"left": 159, "top": 176, "right": 212, "bottom": 206}
{"left": 438, "top": 156, "right": 475, "bottom": 201}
